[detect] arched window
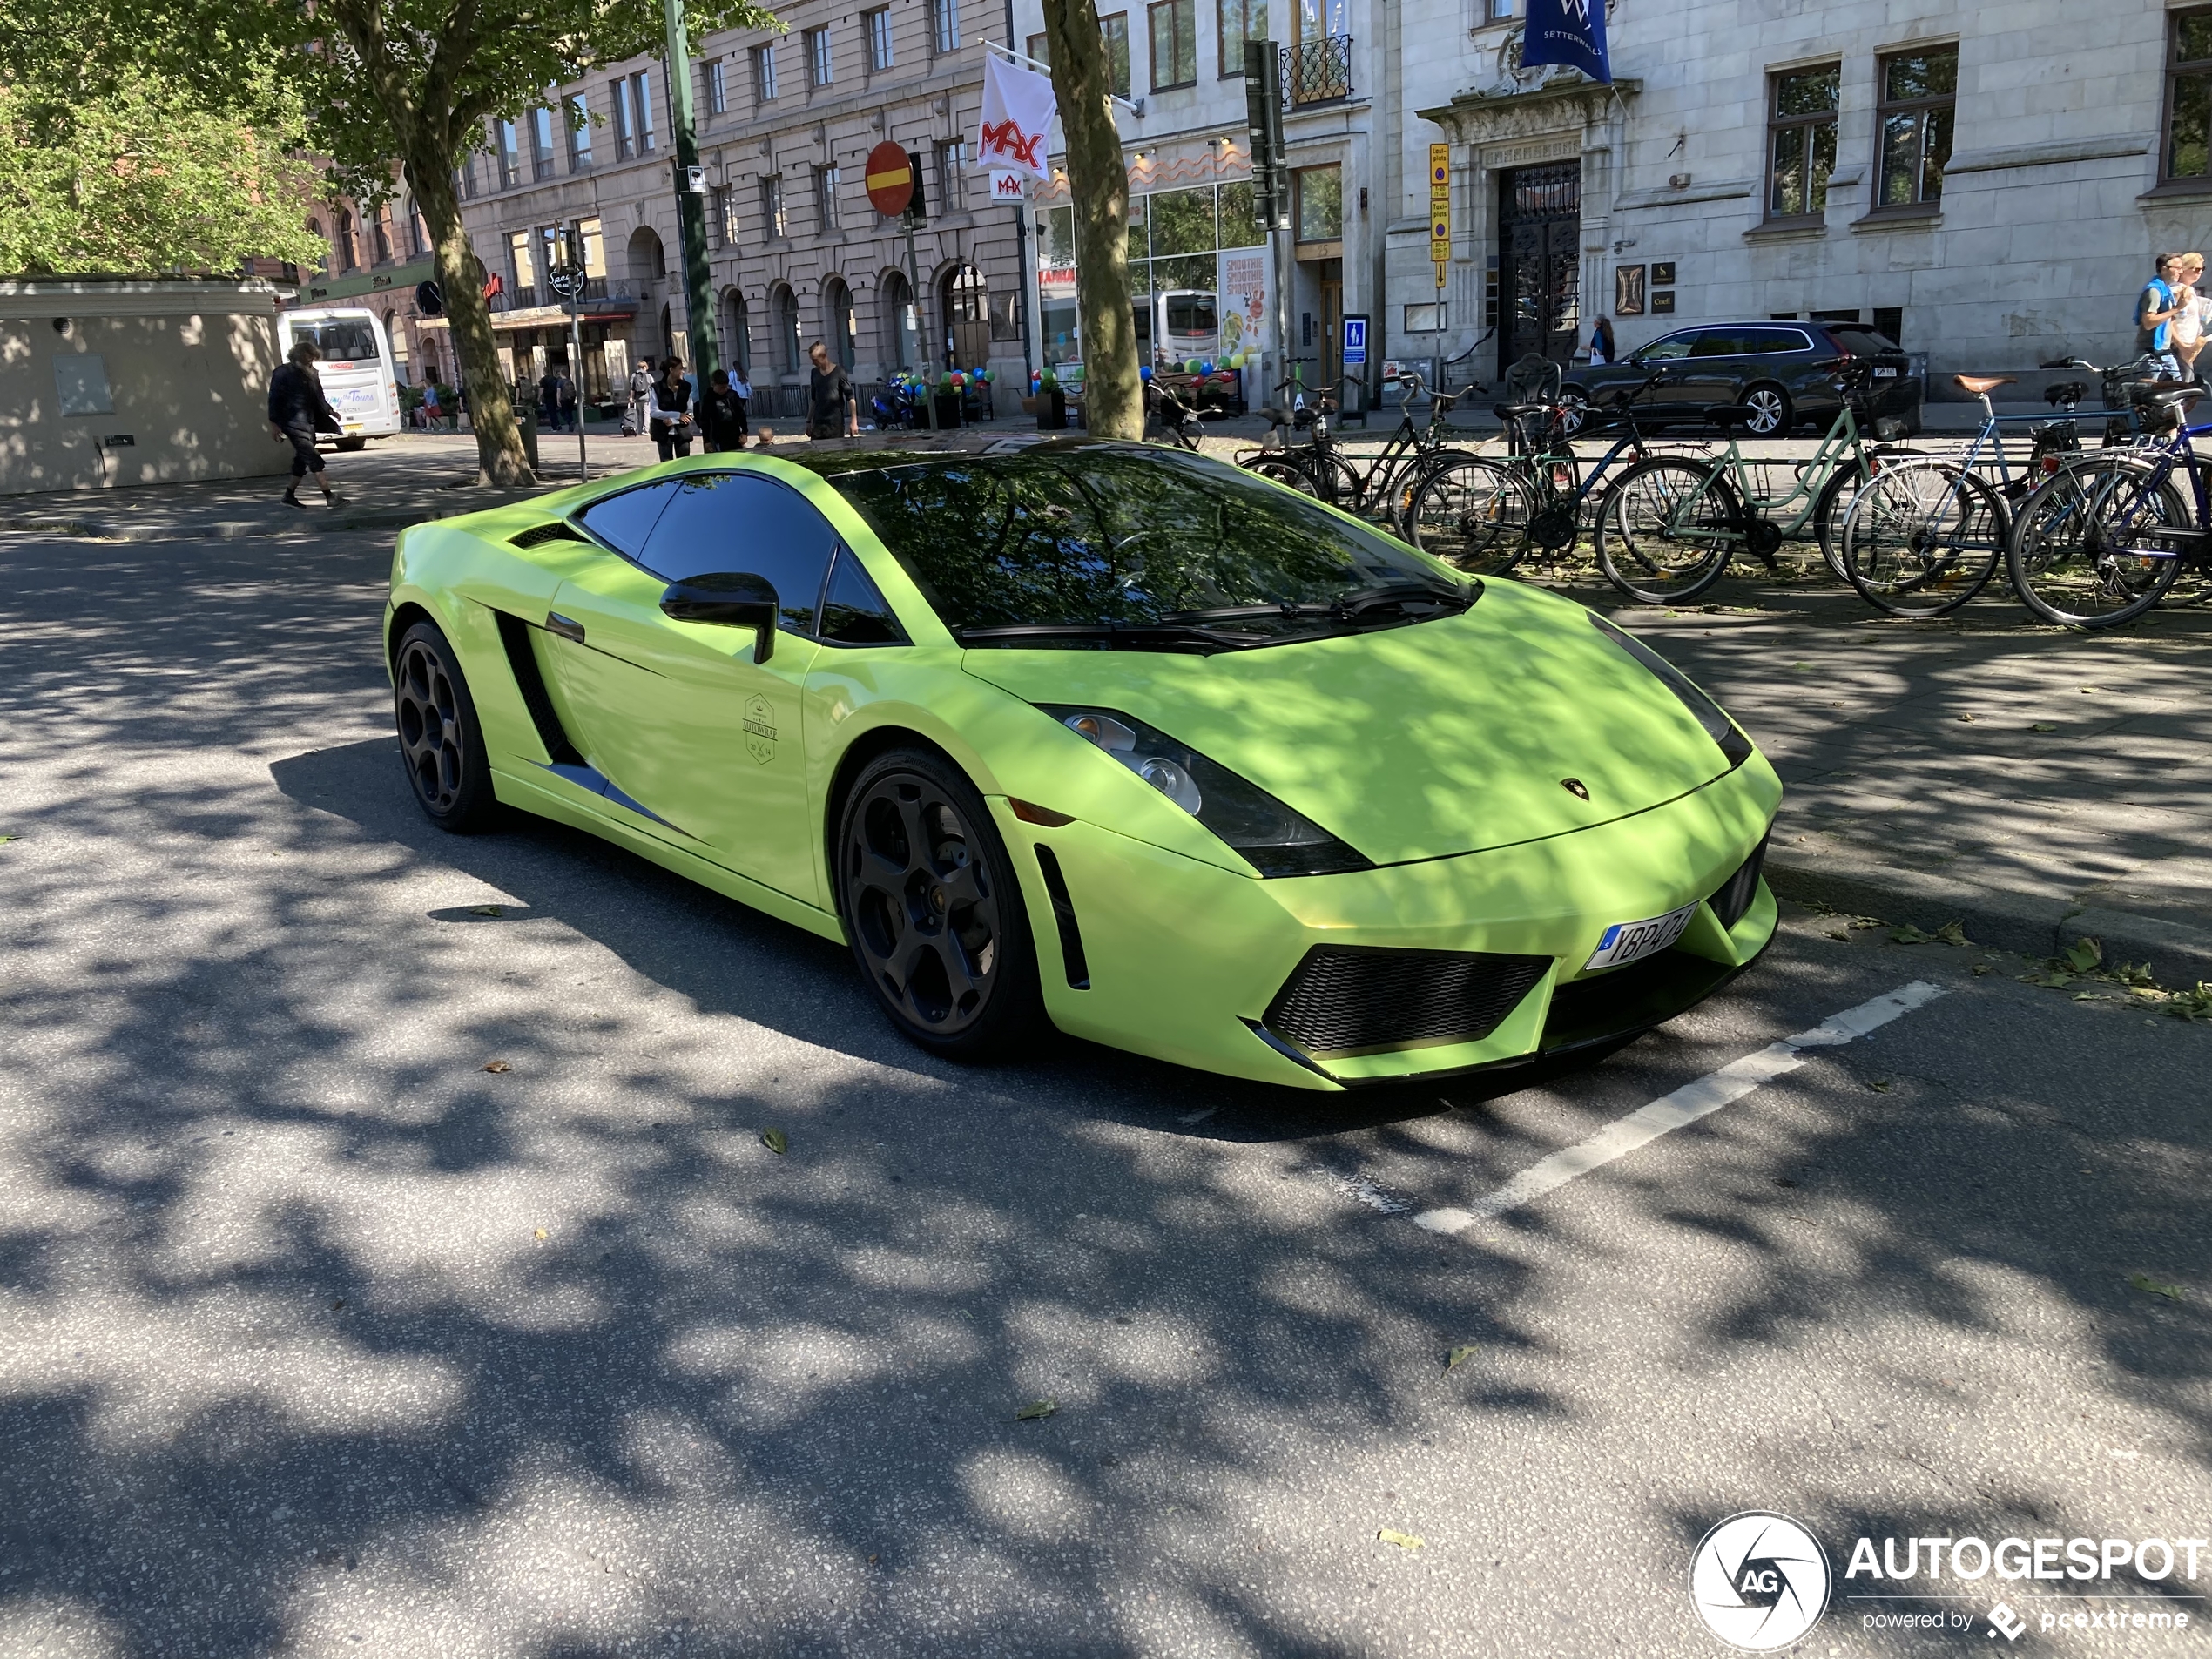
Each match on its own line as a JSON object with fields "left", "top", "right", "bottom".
{"left": 821, "top": 277, "right": 856, "bottom": 371}
{"left": 940, "top": 264, "right": 988, "bottom": 369}
{"left": 772, "top": 284, "right": 802, "bottom": 375}
{"left": 723, "top": 290, "right": 752, "bottom": 376}
{"left": 880, "top": 271, "right": 914, "bottom": 370}
{"left": 334, "top": 210, "right": 358, "bottom": 273}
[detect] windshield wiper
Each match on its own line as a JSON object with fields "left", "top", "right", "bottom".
{"left": 954, "top": 620, "right": 1273, "bottom": 652}
{"left": 1159, "top": 582, "right": 1476, "bottom": 629}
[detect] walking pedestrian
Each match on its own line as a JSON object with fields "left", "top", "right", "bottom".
{"left": 731, "top": 366, "right": 752, "bottom": 435}
{"left": 421, "top": 381, "right": 440, "bottom": 428}
{"left": 698, "top": 368, "right": 747, "bottom": 452}
{"left": 649, "top": 359, "right": 696, "bottom": 460}
{"left": 625, "top": 358, "right": 655, "bottom": 437}
{"left": 805, "top": 341, "right": 859, "bottom": 440}
{"left": 556, "top": 368, "right": 579, "bottom": 433}
{"left": 1589, "top": 316, "right": 1617, "bottom": 366}
{"left": 2173, "top": 253, "right": 2208, "bottom": 384}
{"left": 266, "top": 340, "right": 345, "bottom": 509}
{"left": 2137, "top": 253, "right": 2187, "bottom": 380}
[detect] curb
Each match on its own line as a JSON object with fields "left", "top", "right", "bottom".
{"left": 1764, "top": 856, "right": 2212, "bottom": 987}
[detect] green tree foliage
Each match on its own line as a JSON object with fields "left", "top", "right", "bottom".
{"left": 0, "top": 7, "right": 323, "bottom": 275}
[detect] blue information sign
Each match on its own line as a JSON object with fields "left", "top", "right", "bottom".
{"left": 1342, "top": 314, "right": 1367, "bottom": 368}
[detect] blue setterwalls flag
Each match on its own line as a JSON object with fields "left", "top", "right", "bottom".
{"left": 1521, "top": 0, "right": 1612, "bottom": 84}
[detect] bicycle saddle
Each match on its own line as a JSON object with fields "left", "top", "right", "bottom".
{"left": 2140, "top": 383, "right": 2205, "bottom": 406}
{"left": 1493, "top": 401, "right": 1553, "bottom": 419}
{"left": 1954, "top": 374, "right": 2016, "bottom": 395}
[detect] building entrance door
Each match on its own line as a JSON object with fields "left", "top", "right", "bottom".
{"left": 1497, "top": 162, "right": 1581, "bottom": 381}
{"left": 1318, "top": 260, "right": 1343, "bottom": 393}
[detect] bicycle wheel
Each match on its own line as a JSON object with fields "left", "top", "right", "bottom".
{"left": 1841, "top": 460, "right": 2006, "bottom": 618}
{"left": 1594, "top": 456, "right": 1738, "bottom": 604}
{"left": 2006, "top": 456, "right": 2187, "bottom": 628}
{"left": 1404, "top": 455, "right": 1538, "bottom": 576}
{"left": 1386, "top": 446, "right": 1486, "bottom": 536}
{"left": 1810, "top": 458, "right": 1867, "bottom": 581}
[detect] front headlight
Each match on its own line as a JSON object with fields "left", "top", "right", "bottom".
{"left": 1588, "top": 613, "right": 1755, "bottom": 769}
{"left": 1041, "top": 705, "right": 1373, "bottom": 878}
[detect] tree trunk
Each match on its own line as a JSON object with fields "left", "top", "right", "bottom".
{"left": 1041, "top": 0, "right": 1141, "bottom": 441}
{"left": 408, "top": 152, "right": 534, "bottom": 485}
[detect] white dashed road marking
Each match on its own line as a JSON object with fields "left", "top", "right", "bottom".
{"left": 1413, "top": 981, "right": 1946, "bottom": 1234}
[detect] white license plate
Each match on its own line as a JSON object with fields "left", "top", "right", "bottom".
{"left": 1584, "top": 901, "right": 1698, "bottom": 970}
{"left": 1873, "top": 366, "right": 1899, "bottom": 378}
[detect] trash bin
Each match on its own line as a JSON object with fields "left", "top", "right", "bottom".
{"left": 516, "top": 399, "right": 542, "bottom": 474}
{"left": 933, "top": 391, "right": 964, "bottom": 429}
{"left": 1036, "top": 385, "right": 1067, "bottom": 430}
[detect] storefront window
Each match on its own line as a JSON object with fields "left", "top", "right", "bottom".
{"left": 1036, "top": 180, "right": 1269, "bottom": 368}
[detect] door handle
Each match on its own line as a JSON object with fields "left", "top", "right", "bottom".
{"left": 544, "top": 611, "right": 585, "bottom": 644}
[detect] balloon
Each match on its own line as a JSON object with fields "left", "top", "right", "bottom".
{"left": 1184, "top": 358, "right": 1201, "bottom": 375}
{"left": 1201, "top": 360, "right": 1216, "bottom": 375}
{"left": 1139, "top": 364, "right": 1153, "bottom": 381}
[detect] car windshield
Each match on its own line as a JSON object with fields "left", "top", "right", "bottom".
{"left": 824, "top": 444, "right": 1469, "bottom": 648}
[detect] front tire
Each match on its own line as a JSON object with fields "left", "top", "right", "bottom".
{"left": 1595, "top": 456, "right": 1738, "bottom": 604}
{"left": 1404, "top": 455, "right": 1536, "bottom": 575}
{"left": 1742, "top": 382, "right": 1792, "bottom": 436}
{"left": 393, "top": 619, "right": 500, "bottom": 833}
{"left": 1842, "top": 461, "right": 2006, "bottom": 617}
{"left": 836, "top": 749, "right": 1042, "bottom": 1061}
{"left": 2006, "top": 458, "right": 2187, "bottom": 629}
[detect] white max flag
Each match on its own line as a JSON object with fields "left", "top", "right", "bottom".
{"left": 979, "top": 53, "right": 1055, "bottom": 180}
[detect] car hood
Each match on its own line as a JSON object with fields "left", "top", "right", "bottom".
{"left": 961, "top": 583, "right": 1741, "bottom": 866}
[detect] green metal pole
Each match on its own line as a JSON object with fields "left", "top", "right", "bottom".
{"left": 662, "top": 0, "right": 719, "bottom": 385}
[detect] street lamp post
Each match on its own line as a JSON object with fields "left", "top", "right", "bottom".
{"left": 663, "top": 0, "right": 719, "bottom": 386}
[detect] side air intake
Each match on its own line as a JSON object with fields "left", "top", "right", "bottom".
{"left": 509, "top": 521, "right": 589, "bottom": 549}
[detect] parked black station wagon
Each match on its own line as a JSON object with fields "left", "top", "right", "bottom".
{"left": 1565, "top": 321, "right": 1923, "bottom": 437}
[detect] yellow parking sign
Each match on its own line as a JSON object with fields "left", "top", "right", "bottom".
{"left": 1428, "top": 142, "right": 1452, "bottom": 263}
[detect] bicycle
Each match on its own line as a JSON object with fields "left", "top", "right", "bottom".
{"left": 2004, "top": 381, "right": 2210, "bottom": 628}
{"left": 1241, "top": 371, "right": 1487, "bottom": 533}
{"left": 1404, "top": 372, "right": 1704, "bottom": 575}
{"left": 1837, "top": 372, "right": 2087, "bottom": 618}
{"left": 1594, "top": 369, "right": 1907, "bottom": 604}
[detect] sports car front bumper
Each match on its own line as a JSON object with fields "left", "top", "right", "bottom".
{"left": 993, "top": 759, "right": 1781, "bottom": 1091}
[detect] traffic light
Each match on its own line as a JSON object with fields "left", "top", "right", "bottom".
{"left": 1244, "top": 43, "right": 1288, "bottom": 232}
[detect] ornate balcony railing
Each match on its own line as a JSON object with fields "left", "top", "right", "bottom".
{"left": 1285, "top": 35, "right": 1352, "bottom": 105}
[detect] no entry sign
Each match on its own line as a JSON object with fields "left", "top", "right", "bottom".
{"left": 865, "top": 142, "right": 915, "bottom": 217}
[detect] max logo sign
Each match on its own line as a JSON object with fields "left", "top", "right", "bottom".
{"left": 981, "top": 119, "right": 1044, "bottom": 171}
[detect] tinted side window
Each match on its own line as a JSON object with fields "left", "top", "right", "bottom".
{"left": 637, "top": 472, "right": 838, "bottom": 632}
{"left": 1748, "top": 328, "right": 1813, "bottom": 354}
{"left": 1830, "top": 327, "right": 1900, "bottom": 355}
{"left": 1690, "top": 330, "right": 1750, "bottom": 357}
{"left": 818, "top": 547, "right": 908, "bottom": 646}
{"left": 577, "top": 479, "right": 684, "bottom": 556}
{"left": 1639, "top": 331, "right": 1698, "bottom": 361}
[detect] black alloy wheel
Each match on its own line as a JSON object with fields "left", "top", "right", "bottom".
{"left": 837, "top": 749, "right": 1042, "bottom": 1059}
{"left": 1742, "top": 382, "right": 1793, "bottom": 436}
{"left": 393, "top": 619, "right": 499, "bottom": 832}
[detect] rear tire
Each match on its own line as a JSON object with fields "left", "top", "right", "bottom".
{"left": 1403, "top": 455, "right": 1536, "bottom": 576}
{"left": 2006, "top": 457, "right": 2187, "bottom": 629}
{"left": 393, "top": 620, "right": 501, "bottom": 833}
{"left": 1595, "top": 456, "right": 1738, "bottom": 604}
{"left": 1742, "top": 383, "right": 1792, "bottom": 437}
{"left": 1842, "top": 460, "right": 2006, "bottom": 617}
{"left": 835, "top": 748, "right": 1042, "bottom": 1061}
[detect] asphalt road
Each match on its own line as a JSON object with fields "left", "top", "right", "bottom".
{"left": 1, "top": 523, "right": 2207, "bottom": 1658}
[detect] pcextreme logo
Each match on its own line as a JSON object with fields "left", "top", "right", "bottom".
{"left": 1689, "top": 1513, "right": 1832, "bottom": 1650}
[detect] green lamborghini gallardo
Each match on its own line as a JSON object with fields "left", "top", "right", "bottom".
{"left": 384, "top": 438, "right": 1778, "bottom": 1090}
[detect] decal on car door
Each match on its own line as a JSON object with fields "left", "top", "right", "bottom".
{"left": 744, "top": 694, "right": 778, "bottom": 765}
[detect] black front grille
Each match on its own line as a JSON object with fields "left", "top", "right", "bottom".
{"left": 1264, "top": 946, "right": 1551, "bottom": 1057}
{"left": 1710, "top": 834, "right": 1769, "bottom": 931}
{"left": 510, "top": 520, "right": 588, "bottom": 548}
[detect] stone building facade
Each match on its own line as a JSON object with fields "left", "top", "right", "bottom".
{"left": 435, "top": 0, "right": 1030, "bottom": 415}
{"left": 1008, "top": 0, "right": 2212, "bottom": 402}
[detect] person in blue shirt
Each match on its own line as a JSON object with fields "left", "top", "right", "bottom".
{"left": 2137, "top": 253, "right": 2187, "bottom": 380}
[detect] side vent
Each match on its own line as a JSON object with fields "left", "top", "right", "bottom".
{"left": 494, "top": 611, "right": 584, "bottom": 765}
{"left": 1032, "top": 845, "right": 1090, "bottom": 990}
{"left": 509, "top": 520, "right": 588, "bottom": 549}
{"left": 1710, "top": 834, "right": 1770, "bottom": 931}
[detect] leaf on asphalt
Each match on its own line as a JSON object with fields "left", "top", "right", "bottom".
{"left": 1377, "top": 1528, "right": 1426, "bottom": 1551}
{"left": 760, "top": 1127, "right": 788, "bottom": 1155}
{"left": 2031, "top": 723, "right": 2056, "bottom": 733}
{"left": 1973, "top": 964, "right": 1991, "bottom": 975}
{"left": 1826, "top": 928, "right": 1851, "bottom": 941}
{"left": 2064, "top": 936, "right": 2104, "bottom": 973}
{"left": 2128, "top": 1273, "right": 2184, "bottom": 1302}
{"left": 1891, "top": 924, "right": 1934, "bottom": 945}
{"left": 2022, "top": 970, "right": 2074, "bottom": 988}
{"left": 1958, "top": 712, "right": 1977, "bottom": 722}
{"left": 2072, "top": 992, "right": 2101, "bottom": 1001}
{"left": 482, "top": 1059, "right": 511, "bottom": 1073}
{"left": 2163, "top": 983, "right": 2212, "bottom": 1022}
{"left": 469, "top": 903, "right": 504, "bottom": 917}
{"left": 533, "top": 1228, "right": 549, "bottom": 1240}
{"left": 1015, "top": 1398, "right": 1058, "bottom": 1421}
{"left": 0, "top": 834, "right": 17, "bottom": 843}
{"left": 1446, "top": 1345, "right": 1477, "bottom": 1370}
{"left": 1870, "top": 1078, "right": 1892, "bottom": 1093}
{"left": 1792, "top": 661, "right": 1810, "bottom": 670}
{"left": 1934, "top": 921, "right": 1970, "bottom": 947}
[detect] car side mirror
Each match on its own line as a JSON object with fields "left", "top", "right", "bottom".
{"left": 660, "top": 572, "right": 779, "bottom": 663}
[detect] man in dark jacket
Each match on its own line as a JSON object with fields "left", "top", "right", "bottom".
{"left": 267, "top": 341, "right": 345, "bottom": 508}
{"left": 698, "top": 368, "right": 747, "bottom": 451}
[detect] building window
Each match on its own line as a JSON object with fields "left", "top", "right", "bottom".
{"left": 1026, "top": 30, "right": 1050, "bottom": 68}
{"left": 334, "top": 208, "right": 357, "bottom": 271}
{"left": 509, "top": 230, "right": 536, "bottom": 300}
{"left": 1294, "top": 162, "right": 1341, "bottom": 241}
{"left": 931, "top": 0, "right": 961, "bottom": 55}
{"left": 1217, "top": 0, "right": 1264, "bottom": 76}
{"left": 455, "top": 155, "right": 476, "bottom": 199}
{"left": 705, "top": 57, "right": 727, "bottom": 115}
{"left": 531, "top": 107, "right": 557, "bottom": 179}
{"left": 2167, "top": 9, "right": 2212, "bottom": 179}
{"left": 631, "top": 71, "right": 657, "bottom": 152}
{"left": 408, "top": 199, "right": 429, "bottom": 257}
{"left": 496, "top": 120, "right": 521, "bottom": 187}
{"left": 1876, "top": 47, "right": 1955, "bottom": 208}
{"left": 568, "top": 93, "right": 593, "bottom": 168}
{"left": 818, "top": 165, "right": 841, "bottom": 231}
{"left": 867, "top": 7, "right": 894, "bottom": 71}
{"left": 717, "top": 186, "right": 742, "bottom": 246}
{"left": 752, "top": 43, "right": 779, "bottom": 101}
{"left": 612, "top": 78, "right": 637, "bottom": 158}
{"left": 1487, "top": 0, "right": 1512, "bottom": 17}
{"left": 370, "top": 206, "right": 392, "bottom": 264}
{"left": 936, "top": 140, "right": 967, "bottom": 214}
{"left": 806, "top": 26, "right": 833, "bottom": 86}
{"left": 1150, "top": 0, "right": 1196, "bottom": 90}
{"left": 1767, "top": 63, "right": 1839, "bottom": 219}
{"left": 763, "top": 173, "right": 786, "bottom": 238}
{"left": 1101, "top": 13, "right": 1131, "bottom": 99}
